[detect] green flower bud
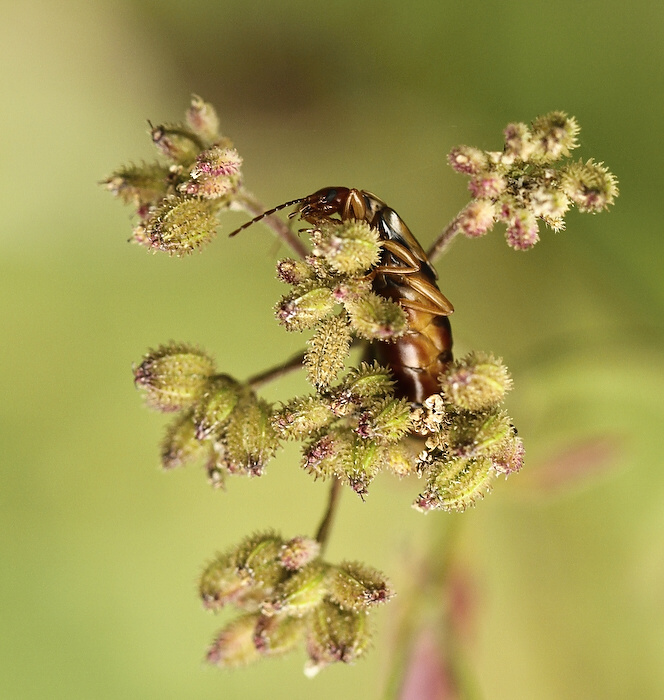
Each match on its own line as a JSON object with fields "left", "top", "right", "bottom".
{"left": 279, "top": 536, "right": 321, "bottom": 571}
{"left": 133, "top": 195, "right": 218, "bottom": 255}
{"left": 415, "top": 455, "right": 496, "bottom": 512}
{"left": 304, "top": 315, "right": 352, "bottom": 390}
{"left": 355, "top": 397, "right": 413, "bottom": 443}
{"left": 344, "top": 291, "right": 407, "bottom": 340}
{"left": 225, "top": 394, "right": 280, "bottom": 476}
{"left": 305, "top": 601, "right": 372, "bottom": 676}
{"left": 232, "top": 532, "right": 287, "bottom": 597}
{"left": 328, "top": 562, "right": 393, "bottom": 612}
{"left": 185, "top": 95, "right": 221, "bottom": 145}
{"left": 530, "top": 111, "right": 580, "bottom": 162}
{"left": 262, "top": 562, "right": 330, "bottom": 617}
{"left": 134, "top": 343, "right": 215, "bottom": 412}
{"left": 193, "top": 374, "right": 241, "bottom": 439}
{"left": 276, "top": 257, "right": 315, "bottom": 285}
{"left": 561, "top": 158, "right": 619, "bottom": 213}
{"left": 206, "top": 613, "right": 262, "bottom": 668}
{"left": 272, "top": 395, "right": 334, "bottom": 439}
{"left": 150, "top": 123, "right": 202, "bottom": 163}
{"left": 336, "top": 362, "right": 394, "bottom": 407}
{"left": 253, "top": 614, "right": 308, "bottom": 657}
{"left": 199, "top": 549, "right": 250, "bottom": 610}
{"left": 102, "top": 162, "right": 170, "bottom": 214}
{"left": 339, "top": 436, "right": 382, "bottom": 497}
{"left": 275, "top": 285, "right": 336, "bottom": 331}
{"left": 503, "top": 122, "right": 535, "bottom": 162}
{"left": 447, "top": 408, "right": 513, "bottom": 459}
{"left": 383, "top": 443, "right": 417, "bottom": 477}
{"left": 313, "top": 220, "right": 381, "bottom": 274}
{"left": 161, "top": 410, "right": 210, "bottom": 470}
{"left": 439, "top": 352, "right": 513, "bottom": 411}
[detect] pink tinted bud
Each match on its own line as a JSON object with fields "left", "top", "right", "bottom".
{"left": 505, "top": 210, "right": 540, "bottom": 250}
{"left": 457, "top": 200, "right": 497, "bottom": 238}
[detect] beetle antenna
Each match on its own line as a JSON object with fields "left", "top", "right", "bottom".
{"left": 229, "top": 198, "right": 305, "bottom": 237}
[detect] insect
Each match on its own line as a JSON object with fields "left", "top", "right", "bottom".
{"left": 230, "top": 187, "right": 454, "bottom": 404}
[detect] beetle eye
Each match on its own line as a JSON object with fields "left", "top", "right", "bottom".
{"left": 324, "top": 189, "right": 337, "bottom": 203}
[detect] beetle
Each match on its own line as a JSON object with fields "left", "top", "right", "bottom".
{"left": 230, "top": 187, "right": 454, "bottom": 404}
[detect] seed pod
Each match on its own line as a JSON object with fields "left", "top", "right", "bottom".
{"left": 343, "top": 291, "right": 407, "bottom": 340}
{"left": 313, "top": 220, "right": 381, "bottom": 274}
{"left": 225, "top": 394, "right": 280, "bottom": 476}
{"left": 355, "top": 397, "right": 413, "bottom": 443}
{"left": 206, "top": 613, "right": 262, "bottom": 668}
{"left": 134, "top": 342, "right": 215, "bottom": 412}
{"left": 253, "top": 614, "right": 308, "bottom": 657}
{"left": 275, "top": 285, "right": 336, "bottom": 332}
{"left": 304, "top": 315, "right": 352, "bottom": 390}
{"left": 328, "top": 562, "right": 393, "bottom": 612}
{"left": 133, "top": 195, "right": 218, "bottom": 255}
{"left": 160, "top": 410, "right": 210, "bottom": 470}
{"left": 262, "top": 562, "right": 330, "bottom": 617}
{"left": 272, "top": 395, "right": 334, "bottom": 440}
{"left": 193, "top": 374, "right": 241, "bottom": 439}
{"left": 439, "top": 352, "right": 513, "bottom": 411}
{"left": 305, "top": 600, "right": 372, "bottom": 676}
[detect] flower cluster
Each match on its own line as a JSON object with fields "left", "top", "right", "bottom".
{"left": 133, "top": 344, "right": 278, "bottom": 483}
{"left": 200, "top": 532, "right": 392, "bottom": 675}
{"left": 103, "top": 96, "right": 242, "bottom": 255}
{"left": 448, "top": 111, "right": 618, "bottom": 249}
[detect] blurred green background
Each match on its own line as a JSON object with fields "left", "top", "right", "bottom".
{"left": 2, "top": 1, "right": 663, "bottom": 698}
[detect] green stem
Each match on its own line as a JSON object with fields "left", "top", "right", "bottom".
{"left": 426, "top": 216, "right": 462, "bottom": 263}
{"left": 247, "top": 351, "right": 306, "bottom": 390}
{"left": 315, "top": 477, "right": 342, "bottom": 555}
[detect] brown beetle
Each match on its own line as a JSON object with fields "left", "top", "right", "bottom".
{"left": 231, "top": 187, "right": 454, "bottom": 404}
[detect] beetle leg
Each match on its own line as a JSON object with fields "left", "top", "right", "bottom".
{"left": 343, "top": 189, "right": 368, "bottom": 220}
{"left": 373, "top": 240, "right": 422, "bottom": 275}
{"left": 402, "top": 275, "right": 455, "bottom": 315}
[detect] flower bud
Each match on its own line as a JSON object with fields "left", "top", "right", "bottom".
{"left": 492, "top": 434, "right": 525, "bottom": 475}
{"left": 262, "top": 562, "right": 330, "bottom": 617}
{"left": 447, "top": 145, "right": 488, "bottom": 175}
{"left": 193, "top": 374, "right": 241, "bottom": 439}
{"left": 468, "top": 172, "right": 506, "bottom": 199}
{"left": 505, "top": 209, "right": 540, "bottom": 250}
{"left": 503, "top": 122, "right": 536, "bottom": 162}
{"left": 530, "top": 111, "right": 580, "bottom": 162}
{"left": 313, "top": 220, "right": 381, "bottom": 274}
{"left": 150, "top": 123, "right": 201, "bottom": 163}
{"left": 328, "top": 562, "right": 393, "bottom": 612}
{"left": 305, "top": 601, "right": 372, "bottom": 676}
{"left": 344, "top": 292, "right": 407, "bottom": 340}
{"left": 456, "top": 199, "right": 497, "bottom": 238}
{"left": 355, "top": 397, "right": 413, "bottom": 443}
{"left": 383, "top": 443, "right": 417, "bottom": 477}
{"left": 199, "top": 550, "right": 250, "bottom": 610}
{"left": 439, "top": 352, "right": 513, "bottom": 411}
{"left": 279, "top": 536, "right": 321, "bottom": 571}
{"left": 304, "top": 315, "right": 352, "bottom": 390}
{"left": 161, "top": 410, "right": 210, "bottom": 470}
{"left": 102, "top": 162, "right": 170, "bottom": 214}
{"left": 272, "top": 396, "right": 333, "bottom": 439}
{"left": 225, "top": 394, "right": 280, "bottom": 476}
{"left": 134, "top": 343, "right": 215, "bottom": 412}
{"left": 253, "top": 614, "right": 307, "bottom": 657}
{"left": 276, "top": 257, "right": 314, "bottom": 285}
{"left": 183, "top": 146, "right": 243, "bottom": 200}
{"left": 275, "top": 285, "right": 336, "bottom": 331}
{"left": 185, "top": 95, "right": 221, "bottom": 145}
{"left": 415, "top": 455, "right": 496, "bottom": 512}
{"left": 561, "top": 159, "right": 619, "bottom": 213}
{"left": 206, "top": 613, "right": 262, "bottom": 668}
{"left": 133, "top": 196, "right": 218, "bottom": 255}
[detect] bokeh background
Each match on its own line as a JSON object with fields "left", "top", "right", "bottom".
{"left": 2, "top": 1, "right": 663, "bottom": 698}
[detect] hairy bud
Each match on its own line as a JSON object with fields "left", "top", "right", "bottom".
{"left": 312, "top": 220, "right": 381, "bottom": 274}
{"left": 279, "top": 536, "right": 321, "bottom": 571}
{"left": 161, "top": 410, "right": 210, "bottom": 470}
{"left": 344, "top": 291, "right": 407, "bottom": 340}
{"left": 134, "top": 343, "right": 215, "bottom": 412}
{"left": 561, "top": 159, "right": 619, "bottom": 213}
{"left": 150, "top": 123, "right": 202, "bottom": 163}
{"left": 275, "top": 285, "right": 336, "bottom": 331}
{"left": 272, "top": 395, "right": 334, "bottom": 439}
{"left": 304, "top": 315, "right": 352, "bottom": 390}
{"left": 328, "top": 562, "right": 393, "bottom": 612}
{"left": 193, "top": 374, "right": 241, "bottom": 439}
{"left": 185, "top": 95, "right": 221, "bottom": 145}
{"left": 206, "top": 613, "right": 262, "bottom": 668}
{"left": 225, "top": 394, "right": 279, "bottom": 476}
{"left": 439, "top": 352, "right": 513, "bottom": 411}
{"left": 262, "top": 562, "right": 330, "bottom": 617}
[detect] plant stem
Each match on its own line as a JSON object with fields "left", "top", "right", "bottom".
{"left": 315, "top": 477, "right": 342, "bottom": 555}
{"left": 426, "top": 216, "right": 462, "bottom": 263}
{"left": 234, "top": 189, "right": 308, "bottom": 258}
{"left": 247, "top": 351, "right": 306, "bottom": 390}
